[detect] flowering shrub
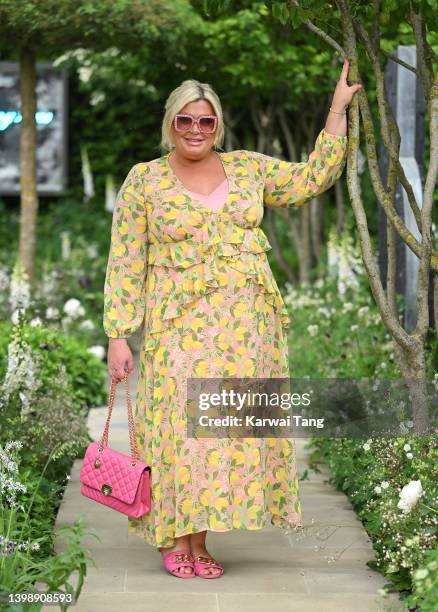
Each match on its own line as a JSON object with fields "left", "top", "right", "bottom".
{"left": 283, "top": 230, "right": 435, "bottom": 379}
{"left": 309, "top": 436, "right": 438, "bottom": 601}
{"left": 0, "top": 319, "right": 107, "bottom": 415}
{"left": 0, "top": 440, "right": 97, "bottom": 609}
{"left": 0, "top": 263, "right": 103, "bottom": 608}
{"left": 0, "top": 313, "right": 103, "bottom": 466}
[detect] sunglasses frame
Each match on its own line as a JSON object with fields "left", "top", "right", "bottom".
{"left": 173, "top": 113, "right": 218, "bottom": 134}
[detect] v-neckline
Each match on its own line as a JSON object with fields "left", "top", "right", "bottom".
{"left": 164, "top": 150, "right": 231, "bottom": 215}
{"left": 185, "top": 177, "right": 228, "bottom": 198}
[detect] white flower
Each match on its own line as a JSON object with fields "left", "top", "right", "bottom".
{"left": 0, "top": 267, "right": 10, "bottom": 291}
{"left": 90, "top": 91, "right": 106, "bottom": 106}
{"left": 105, "top": 46, "right": 120, "bottom": 57}
{"left": 343, "top": 302, "right": 354, "bottom": 312}
{"left": 0, "top": 441, "right": 28, "bottom": 506}
{"left": 406, "top": 452, "right": 413, "bottom": 459}
{"left": 53, "top": 48, "right": 88, "bottom": 66}
{"left": 2, "top": 337, "right": 42, "bottom": 410}
{"left": 61, "top": 316, "right": 73, "bottom": 331}
{"left": 317, "top": 307, "right": 331, "bottom": 318}
{"left": 397, "top": 480, "right": 423, "bottom": 514}
{"left": 86, "top": 243, "right": 99, "bottom": 258}
{"left": 358, "top": 306, "right": 369, "bottom": 317}
{"left": 363, "top": 443, "right": 371, "bottom": 451}
{"left": 45, "top": 306, "right": 60, "bottom": 320}
{"left": 381, "top": 481, "right": 390, "bottom": 489}
{"left": 403, "top": 444, "right": 411, "bottom": 452}
{"left": 374, "top": 486, "right": 382, "bottom": 494}
{"left": 413, "top": 568, "right": 428, "bottom": 580}
{"left": 29, "top": 317, "right": 42, "bottom": 327}
{"left": 79, "top": 319, "right": 95, "bottom": 330}
{"left": 78, "top": 65, "right": 93, "bottom": 84}
{"left": 350, "top": 324, "right": 358, "bottom": 332}
{"left": 63, "top": 298, "right": 85, "bottom": 319}
{"left": 11, "top": 309, "right": 25, "bottom": 325}
{"left": 307, "top": 325, "right": 319, "bottom": 337}
{"left": 87, "top": 345, "right": 105, "bottom": 360}
{"left": 9, "top": 260, "right": 31, "bottom": 312}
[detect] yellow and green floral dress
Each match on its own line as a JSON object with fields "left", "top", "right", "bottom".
{"left": 103, "top": 127, "right": 347, "bottom": 548}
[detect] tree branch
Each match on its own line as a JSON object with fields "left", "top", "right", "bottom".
{"left": 379, "top": 48, "right": 419, "bottom": 76}
{"left": 352, "top": 16, "right": 423, "bottom": 232}
{"left": 289, "top": 0, "right": 346, "bottom": 58}
{"left": 336, "top": 0, "right": 412, "bottom": 349}
{"left": 414, "top": 70, "right": 438, "bottom": 337}
{"left": 408, "top": 6, "right": 434, "bottom": 107}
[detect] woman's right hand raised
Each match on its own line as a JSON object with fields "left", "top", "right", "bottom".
{"left": 107, "top": 338, "right": 134, "bottom": 383}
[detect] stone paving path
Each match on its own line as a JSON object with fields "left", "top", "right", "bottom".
{"left": 51, "top": 355, "right": 406, "bottom": 612}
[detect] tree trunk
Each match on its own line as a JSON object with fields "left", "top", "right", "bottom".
{"left": 335, "top": 178, "right": 345, "bottom": 235}
{"left": 297, "top": 205, "right": 312, "bottom": 283}
{"left": 18, "top": 47, "right": 38, "bottom": 283}
{"left": 434, "top": 273, "right": 438, "bottom": 331}
{"left": 393, "top": 339, "right": 430, "bottom": 434}
{"left": 310, "top": 195, "right": 323, "bottom": 264}
{"left": 264, "top": 208, "right": 296, "bottom": 284}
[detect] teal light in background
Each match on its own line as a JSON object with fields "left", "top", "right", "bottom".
{"left": 0, "top": 110, "right": 54, "bottom": 131}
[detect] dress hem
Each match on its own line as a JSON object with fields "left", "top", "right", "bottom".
{"left": 127, "top": 515, "right": 303, "bottom": 549}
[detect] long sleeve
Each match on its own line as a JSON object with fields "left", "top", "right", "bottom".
{"left": 103, "top": 163, "right": 148, "bottom": 339}
{"left": 253, "top": 128, "right": 347, "bottom": 209}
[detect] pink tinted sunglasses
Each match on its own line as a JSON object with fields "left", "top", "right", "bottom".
{"left": 173, "top": 113, "right": 217, "bottom": 134}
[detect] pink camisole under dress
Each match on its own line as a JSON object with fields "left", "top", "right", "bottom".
{"left": 185, "top": 178, "right": 229, "bottom": 211}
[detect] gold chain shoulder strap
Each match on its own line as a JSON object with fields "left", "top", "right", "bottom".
{"left": 98, "top": 372, "right": 140, "bottom": 466}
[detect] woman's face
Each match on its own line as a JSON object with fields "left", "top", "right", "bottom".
{"left": 170, "top": 99, "right": 217, "bottom": 160}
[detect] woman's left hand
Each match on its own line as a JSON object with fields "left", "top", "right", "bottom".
{"left": 331, "top": 58, "right": 364, "bottom": 111}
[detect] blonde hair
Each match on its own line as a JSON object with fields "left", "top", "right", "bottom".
{"left": 160, "top": 79, "right": 225, "bottom": 154}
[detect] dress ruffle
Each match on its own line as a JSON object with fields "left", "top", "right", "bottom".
{"left": 143, "top": 223, "right": 290, "bottom": 350}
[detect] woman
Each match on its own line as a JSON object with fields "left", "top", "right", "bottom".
{"left": 103, "top": 59, "right": 362, "bottom": 579}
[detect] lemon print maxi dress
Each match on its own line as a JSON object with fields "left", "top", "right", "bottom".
{"left": 103, "top": 127, "right": 347, "bottom": 548}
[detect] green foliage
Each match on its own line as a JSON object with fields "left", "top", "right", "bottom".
{"left": 406, "top": 548, "right": 438, "bottom": 611}
{"left": 0, "top": 0, "right": 177, "bottom": 54}
{"left": 0, "top": 196, "right": 115, "bottom": 360}
{"left": 429, "top": 337, "right": 438, "bottom": 375}
{"left": 0, "top": 322, "right": 107, "bottom": 411}
{"left": 285, "top": 272, "right": 400, "bottom": 379}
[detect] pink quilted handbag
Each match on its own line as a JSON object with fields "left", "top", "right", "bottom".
{"left": 79, "top": 372, "right": 151, "bottom": 518}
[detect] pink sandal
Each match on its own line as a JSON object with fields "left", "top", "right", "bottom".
{"left": 193, "top": 554, "right": 224, "bottom": 579}
{"left": 161, "top": 549, "right": 196, "bottom": 579}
